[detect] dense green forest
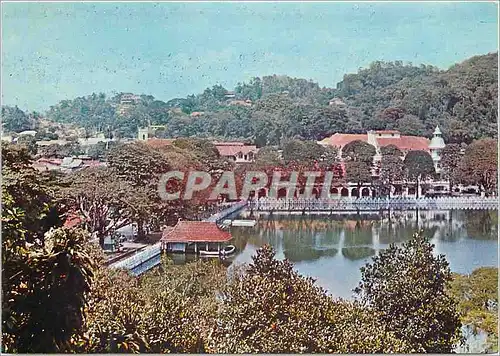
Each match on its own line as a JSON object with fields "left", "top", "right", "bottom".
{"left": 2, "top": 53, "right": 497, "bottom": 145}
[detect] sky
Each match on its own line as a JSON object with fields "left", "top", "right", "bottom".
{"left": 1, "top": 1, "right": 498, "bottom": 112}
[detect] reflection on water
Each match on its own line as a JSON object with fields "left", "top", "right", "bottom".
{"left": 230, "top": 209, "right": 498, "bottom": 299}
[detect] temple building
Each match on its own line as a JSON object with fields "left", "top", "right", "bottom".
{"left": 318, "top": 126, "right": 446, "bottom": 173}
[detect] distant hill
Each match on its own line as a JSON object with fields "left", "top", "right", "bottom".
{"left": 2, "top": 53, "right": 497, "bottom": 145}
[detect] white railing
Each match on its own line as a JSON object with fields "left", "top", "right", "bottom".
{"left": 110, "top": 242, "right": 161, "bottom": 270}
{"left": 248, "top": 197, "right": 499, "bottom": 211}
{"left": 204, "top": 201, "right": 247, "bottom": 222}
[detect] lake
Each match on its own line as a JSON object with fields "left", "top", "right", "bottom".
{"left": 227, "top": 209, "right": 498, "bottom": 299}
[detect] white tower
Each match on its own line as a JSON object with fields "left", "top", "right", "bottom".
{"left": 138, "top": 127, "right": 150, "bottom": 141}
{"left": 429, "top": 125, "right": 446, "bottom": 174}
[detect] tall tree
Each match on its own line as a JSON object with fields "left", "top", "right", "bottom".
{"left": 458, "top": 138, "right": 497, "bottom": 196}
{"left": 282, "top": 139, "right": 326, "bottom": 165}
{"left": 377, "top": 145, "right": 404, "bottom": 196}
{"left": 403, "top": 150, "right": 435, "bottom": 197}
{"left": 107, "top": 142, "right": 172, "bottom": 237}
{"left": 58, "top": 167, "right": 151, "bottom": 247}
{"left": 355, "top": 232, "right": 462, "bottom": 353}
{"left": 379, "top": 154, "right": 404, "bottom": 197}
{"left": 344, "top": 160, "right": 372, "bottom": 196}
{"left": 342, "top": 140, "right": 376, "bottom": 165}
{"left": 2, "top": 144, "right": 95, "bottom": 353}
{"left": 440, "top": 143, "right": 463, "bottom": 193}
{"left": 1, "top": 144, "right": 61, "bottom": 244}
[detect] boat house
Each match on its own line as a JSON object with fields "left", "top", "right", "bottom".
{"left": 160, "top": 220, "right": 232, "bottom": 254}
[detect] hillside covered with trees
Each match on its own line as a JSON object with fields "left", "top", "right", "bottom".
{"left": 2, "top": 52, "right": 497, "bottom": 145}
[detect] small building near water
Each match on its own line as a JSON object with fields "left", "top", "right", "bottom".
{"left": 160, "top": 220, "right": 232, "bottom": 254}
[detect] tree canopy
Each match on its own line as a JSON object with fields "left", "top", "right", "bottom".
{"left": 342, "top": 140, "right": 376, "bottom": 164}
{"left": 208, "top": 245, "right": 410, "bottom": 353}
{"left": 403, "top": 150, "right": 436, "bottom": 196}
{"left": 355, "top": 232, "right": 462, "bottom": 352}
{"left": 458, "top": 138, "right": 497, "bottom": 196}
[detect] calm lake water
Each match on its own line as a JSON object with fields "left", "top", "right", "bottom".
{"left": 227, "top": 209, "right": 498, "bottom": 299}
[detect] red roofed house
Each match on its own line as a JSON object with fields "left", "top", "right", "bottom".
{"left": 160, "top": 220, "right": 232, "bottom": 253}
{"left": 214, "top": 142, "right": 258, "bottom": 163}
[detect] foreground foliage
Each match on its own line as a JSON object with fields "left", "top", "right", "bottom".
{"left": 208, "top": 245, "right": 410, "bottom": 353}
{"left": 75, "top": 255, "right": 227, "bottom": 353}
{"left": 2, "top": 144, "right": 96, "bottom": 353}
{"left": 355, "top": 232, "right": 462, "bottom": 352}
{"left": 449, "top": 267, "right": 499, "bottom": 353}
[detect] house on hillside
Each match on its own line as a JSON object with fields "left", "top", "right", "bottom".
{"left": 214, "top": 142, "right": 258, "bottom": 163}
{"left": 118, "top": 93, "right": 141, "bottom": 115}
{"left": 328, "top": 97, "right": 347, "bottom": 108}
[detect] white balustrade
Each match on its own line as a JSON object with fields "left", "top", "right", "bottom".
{"left": 249, "top": 197, "right": 498, "bottom": 211}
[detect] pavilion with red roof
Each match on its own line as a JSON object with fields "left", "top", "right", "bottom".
{"left": 160, "top": 220, "right": 232, "bottom": 253}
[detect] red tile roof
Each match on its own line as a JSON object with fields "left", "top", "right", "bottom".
{"left": 319, "top": 133, "right": 368, "bottom": 148}
{"left": 160, "top": 220, "right": 232, "bottom": 243}
{"left": 320, "top": 133, "right": 430, "bottom": 152}
{"left": 214, "top": 142, "right": 258, "bottom": 157}
{"left": 377, "top": 136, "right": 430, "bottom": 151}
